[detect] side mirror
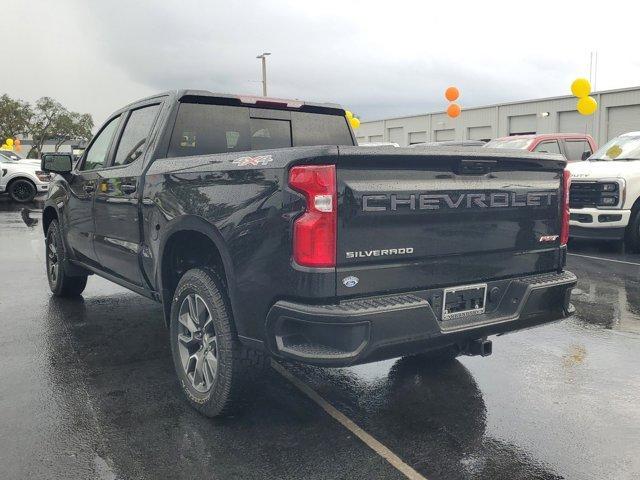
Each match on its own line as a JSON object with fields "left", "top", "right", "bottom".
{"left": 581, "top": 151, "right": 591, "bottom": 161}
{"left": 41, "top": 153, "right": 73, "bottom": 174}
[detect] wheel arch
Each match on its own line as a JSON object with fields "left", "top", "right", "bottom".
{"left": 628, "top": 194, "right": 640, "bottom": 217}
{"left": 157, "top": 215, "right": 238, "bottom": 329}
{"left": 42, "top": 205, "right": 59, "bottom": 236}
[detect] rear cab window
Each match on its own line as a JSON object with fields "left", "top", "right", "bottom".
{"left": 533, "top": 140, "right": 561, "bottom": 154}
{"left": 564, "top": 139, "right": 593, "bottom": 161}
{"left": 167, "top": 102, "right": 353, "bottom": 158}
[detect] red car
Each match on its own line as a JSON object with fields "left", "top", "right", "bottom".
{"left": 484, "top": 134, "right": 597, "bottom": 162}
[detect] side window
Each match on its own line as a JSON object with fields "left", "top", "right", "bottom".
{"left": 250, "top": 118, "right": 292, "bottom": 150}
{"left": 80, "top": 116, "right": 121, "bottom": 171}
{"left": 534, "top": 140, "right": 561, "bottom": 154}
{"left": 112, "top": 104, "right": 160, "bottom": 166}
{"left": 564, "top": 140, "right": 593, "bottom": 161}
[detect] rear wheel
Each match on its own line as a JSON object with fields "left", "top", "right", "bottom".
{"left": 170, "top": 267, "right": 265, "bottom": 417}
{"left": 46, "top": 220, "right": 88, "bottom": 297}
{"left": 9, "top": 178, "right": 37, "bottom": 203}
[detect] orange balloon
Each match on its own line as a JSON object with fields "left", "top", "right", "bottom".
{"left": 445, "top": 86, "right": 460, "bottom": 102}
{"left": 447, "top": 103, "right": 461, "bottom": 118}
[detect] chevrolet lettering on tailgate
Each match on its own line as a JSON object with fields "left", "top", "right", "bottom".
{"left": 362, "top": 191, "right": 557, "bottom": 212}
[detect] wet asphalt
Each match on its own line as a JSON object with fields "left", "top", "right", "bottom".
{"left": 0, "top": 197, "right": 638, "bottom": 480}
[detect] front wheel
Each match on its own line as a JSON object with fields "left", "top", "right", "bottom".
{"left": 46, "top": 220, "right": 88, "bottom": 296}
{"left": 9, "top": 179, "right": 37, "bottom": 203}
{"left": 625, "top": 209, "right": 640, "bottom": 252}
{"left": 170, "top": 267, "right": 265, "bottom": 417}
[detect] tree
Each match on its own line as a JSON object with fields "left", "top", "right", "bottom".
{"left": 27, "top": 97, "right": 66, "bottom": 158}
{"left": 0, "top": 93, "right": 94, "bottom": 157}
{"left": 0, "top": 94, "right": 32, "bottom": 141}
{"left": 26, "top": 97, "right": 94, "bottom": 158}
{"left": 51, "top": 112, "right": 94, "bottom": 152}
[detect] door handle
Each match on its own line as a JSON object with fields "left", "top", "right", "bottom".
{"left": 121, "top": 183, "right": 137, "bottom": 194}
{"left": 83, "top": 184, "right": 95, "bottom": 193}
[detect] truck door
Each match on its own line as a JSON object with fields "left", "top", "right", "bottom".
{"left": 93, "top": 102, "right": 162, "bottom": 287}
{"left": 65, "top": 114, "right": 122, "bottom": 267}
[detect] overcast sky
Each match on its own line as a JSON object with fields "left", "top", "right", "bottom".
{"left": 5, "top": 0, "right": 640, "bottom": 127}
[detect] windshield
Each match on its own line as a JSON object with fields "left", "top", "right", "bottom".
{"left": 484, "top": 138, "right": 534, "bottom": 150}
{"left": 589, "top": 135, "right": 640, "bottom": 161}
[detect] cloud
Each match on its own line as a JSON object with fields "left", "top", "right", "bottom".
{"left": 5, "top": 0, "right": 640, "bottom": 125}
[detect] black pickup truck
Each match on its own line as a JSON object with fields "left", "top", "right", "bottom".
{"left": 40, "top": 90, "right": 576, "bottom": 417}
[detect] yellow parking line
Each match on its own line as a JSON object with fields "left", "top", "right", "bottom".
{"left": 271, "top": 360, "right": 428, "bottom": 480}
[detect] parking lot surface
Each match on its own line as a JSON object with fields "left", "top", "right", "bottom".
{"left": 1, "top": 197, "right": 638, "bottom": 480}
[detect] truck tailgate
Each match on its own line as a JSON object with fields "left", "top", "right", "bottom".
{"left": 336, "top": 147, "right": 566, "bottom": 297}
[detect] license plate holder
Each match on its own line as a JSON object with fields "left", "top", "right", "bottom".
{"left": 441, "top": 283, "right": 487, "bottom": 321}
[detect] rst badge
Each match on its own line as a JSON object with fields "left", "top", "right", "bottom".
{"left": 539, "top": 235, "right": 559, "bottom": 243}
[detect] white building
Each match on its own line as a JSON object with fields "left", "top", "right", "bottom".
{"left": 356, "top": 86, "right": 640, "bottom": 148}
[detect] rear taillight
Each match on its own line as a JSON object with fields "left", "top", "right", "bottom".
{"left": 288, "top": 165, "right": 337, "bottom": 268}
{"left": 561, "top": 169, "right": 571, "bottom": 245}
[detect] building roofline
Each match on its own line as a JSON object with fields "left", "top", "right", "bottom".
{"left": 361, "top": 84, "right": 640, "bottom": 124}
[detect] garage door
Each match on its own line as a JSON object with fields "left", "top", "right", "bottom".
{"left": 369, "top": 135, "right": 383, "bottom": 143}
{"left": 559, "top": 111, "right": 591, "bottom": 133}
{"left": 468, "top": 126, "right": 492, "bottom": 141}
{"left": 388, "top": 127, "right": 404, "bottom": 146}
{"left": 435, "top": 129, "right": 455, "bottom": 141}
{"left": 409, "top": 131, "right": 427, "bottom": 144}
{"left": 509, "top": 114, "right": 536, "bottom": 135}
{"left": 608, "top": 105, "right": 640, "bottom": 140}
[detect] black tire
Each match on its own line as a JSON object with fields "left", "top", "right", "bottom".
{"left": 46, "top": 220, "right": 88, "bottom": 297}
{"left": 8, "top": 178, "right": 37, "bottom": 203}
{"left": 405, "top": 344, "right": 460, "bottom": 364}
{"left": 625, "top": 209, "right": 640, "bottom": 252}
{"left": 170, "top": 267, "right": 265, "bottom": 417}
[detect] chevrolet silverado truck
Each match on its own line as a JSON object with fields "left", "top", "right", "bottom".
{"left": 40, "top": 90, "right": 576, "bottom": 417}
{"left": 567, "top": 131, "right": 640, "bottom": 247}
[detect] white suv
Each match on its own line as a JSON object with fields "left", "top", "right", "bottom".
{"left": 567, "top": 132, "right": 640, "bottom": 247}
{"left": 0, "top": 159, "right": 51, "bottom": 202}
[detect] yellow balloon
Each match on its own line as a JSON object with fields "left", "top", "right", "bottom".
{"left": 571, "top": 78, "right": 591, "bottom": 98}
{"left": 577, "top": 96, "right": 597, "bottom": 116}
{"left": 350, "top": 117, "right": 360, "bottom": 129}
{"left": 6, "top": 138, "right": 13, "bottom": 147}
{"left": 345, "top": 110, "right": 354, "bottom": 120}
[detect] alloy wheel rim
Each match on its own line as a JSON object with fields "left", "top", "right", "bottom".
{"left": 47, "top": 238, "right": 59, "bottom": 284}
{"left": 14, "top": 183, "right": 33, "bottom": 201}
{"left": 177, "top": 293, "right": 218, "bottom": 393}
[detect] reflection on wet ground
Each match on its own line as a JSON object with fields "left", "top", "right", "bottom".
{"left": 1, "top": 198, "right": 639, "bottom": 479}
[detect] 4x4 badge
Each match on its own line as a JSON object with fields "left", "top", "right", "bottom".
{"left": 232, "top": 155, "right": 273, "bottom": 166}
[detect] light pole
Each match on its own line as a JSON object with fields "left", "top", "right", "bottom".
{"left": 256, "top": 52, "right": 271, "bottom": 96}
